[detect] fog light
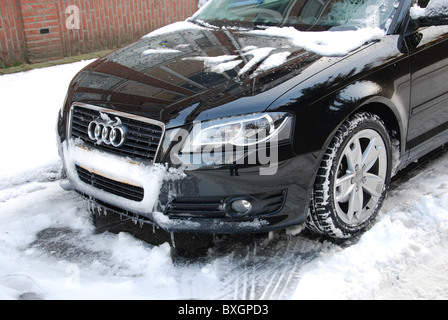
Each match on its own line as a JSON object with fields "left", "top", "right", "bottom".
{"left": 231, "top": 200, "right": 253, "bottom": 214}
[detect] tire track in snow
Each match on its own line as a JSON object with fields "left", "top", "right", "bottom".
{"left": 209, "top": 232, "right": 330, "bottom": 300}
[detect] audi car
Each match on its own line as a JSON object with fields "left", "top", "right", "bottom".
{"left": 57, "top": 0, "right": 448, "bottom": 239}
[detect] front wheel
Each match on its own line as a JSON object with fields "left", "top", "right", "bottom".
{"left": 307, "top": 112, "right": 392, "bottom": 239}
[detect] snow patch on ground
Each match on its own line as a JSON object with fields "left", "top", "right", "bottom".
{"left": 0, "top": 60, "right": 95, "bottom": 181}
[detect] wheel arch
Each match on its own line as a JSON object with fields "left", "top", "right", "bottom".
{"left": 318, "top": 98, "right": 407, "bottom": 175}
{"left": 348, "top": 99, "right": 407, "bottom": 175}
{"left": 355, "top": 102, "right": 402, "bottom": 146}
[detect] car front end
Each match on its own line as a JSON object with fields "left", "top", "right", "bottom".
{"left": 57, "top": 0, "right": 405, "bottom": 235}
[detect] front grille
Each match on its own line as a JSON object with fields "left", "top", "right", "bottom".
{"left": 76, "top": 165, "right": 144, "bottom": 202}
{"left": 165, "top": 190, "right": 287, "bottom": 219}
{"left": 70, "top": 104, "right": 164, "bottom": 162}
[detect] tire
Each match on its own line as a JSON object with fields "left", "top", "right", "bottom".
{"left": 307, "top": 112, "right": 392, "bottom": 239}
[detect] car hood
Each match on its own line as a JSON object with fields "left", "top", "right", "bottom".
{"left": 70, "top": 22, "right": 353, "bottom": 128}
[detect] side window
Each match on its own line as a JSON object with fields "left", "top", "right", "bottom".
{"left": 417, "top": 0, "right": 430, "bottom": 7}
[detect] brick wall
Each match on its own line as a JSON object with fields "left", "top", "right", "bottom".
{"left": 20, "top": 0, "right": 64, "bottom": 63}
{"left": 0, "top": 0, "right": 26, "bottom": 67}
{"left": 0, "top": 0, "right": 199, "bottom": 67}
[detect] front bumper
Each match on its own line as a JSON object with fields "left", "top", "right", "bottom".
{"left": 60, "top": 138, "right": 320, "bottom": 234}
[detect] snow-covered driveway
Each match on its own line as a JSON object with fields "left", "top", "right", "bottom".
{"left": 1, "top": 61, "right": 447, "bottom": 300}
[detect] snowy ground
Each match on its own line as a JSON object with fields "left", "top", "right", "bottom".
{"left": 1, "top": 60, "right": 448, "bottom": 300}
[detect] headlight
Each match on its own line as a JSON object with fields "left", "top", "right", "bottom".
{"left": 182, "top": 112, "right": 292, "bottom": 153}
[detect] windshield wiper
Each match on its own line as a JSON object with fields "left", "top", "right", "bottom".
{"left": 190, "top": 19, "right": 219, "bottom": 29}
{"left": 250, "top": 21, "right": 269, "bottom": 30}
{"left": 191, "top": 18, "right": 269, "bottom": 31}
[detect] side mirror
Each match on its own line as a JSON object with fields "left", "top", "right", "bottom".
{"left": 411, "top": 0, "right": 448, "bottom": 26}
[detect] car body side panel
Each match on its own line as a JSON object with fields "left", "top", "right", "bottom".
{"left": 407, "top": 25, "right": 448, "bottom": 160}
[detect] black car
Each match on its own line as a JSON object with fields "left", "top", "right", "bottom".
{"left": 57, "top": 0, "right": 448, "bottom": 239}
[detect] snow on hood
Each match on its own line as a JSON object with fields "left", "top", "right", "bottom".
{"left": 183, "top": 55, "right": 243, "bottom": 74}
{"left": 141, "top": 48, "right": 181, "bottom": 56}
{"left": 248, "top": 26, "right": 386, "bottom": 57}
{"left": 183, "top": 47, "right": 292, "bottom": 78}
{"left": 142, "top": 20, "right": 204, "bottom": 38}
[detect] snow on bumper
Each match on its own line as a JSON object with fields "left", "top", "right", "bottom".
{"left": 60, "top": 139, "right": 188, "bottom": 227}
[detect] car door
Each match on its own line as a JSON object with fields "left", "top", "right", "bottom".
{"left": 406, "top": 22, "right": 448, "bottom": 160}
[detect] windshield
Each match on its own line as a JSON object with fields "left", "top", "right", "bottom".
{"left": 193, "top": 0, "right": 400, "bottom": 31}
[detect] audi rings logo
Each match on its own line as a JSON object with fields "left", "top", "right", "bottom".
{"left": 88, "top": 119, "right": 128, "bottom": 148}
